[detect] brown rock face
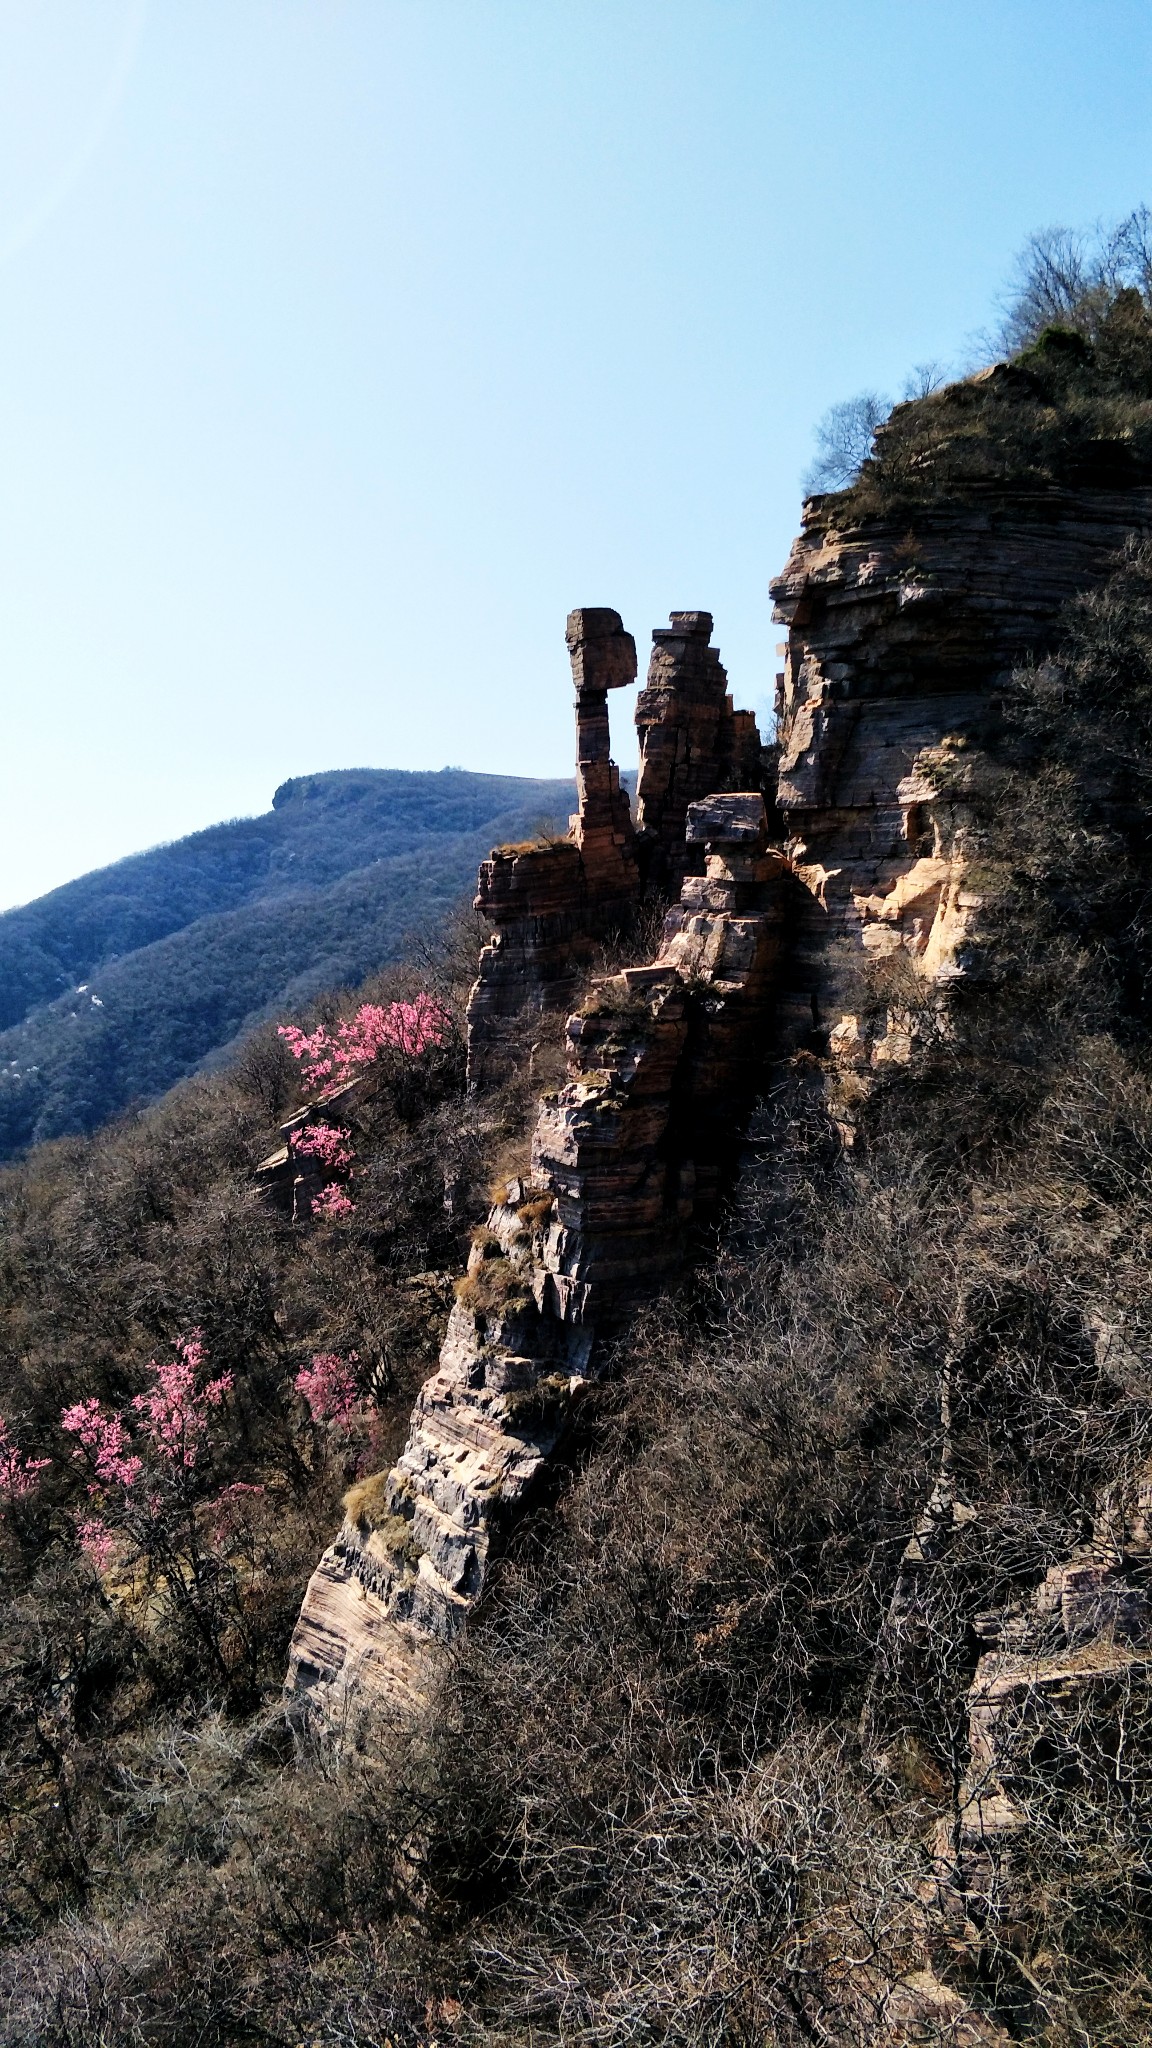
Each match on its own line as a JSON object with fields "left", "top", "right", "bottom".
{"left": 465, "top": 608, "right": 638, "bottom": 1088}
{"left": 634, "top": 611, "right": 764, "bottom": 893}
{"left": 770, "top": 488, "right": 1152, "bottom": 1056}
{"left": 911, "top": 1467, "right": 1152, "bottom": 2010}
{"left": 289, "top": 476, "right": 1152, "bottom": 1739}
{"left": 286, "top": 778, "right": 784, "bottom": 1730}
{"left": 566, "top": 604, "right": 640, "bottom": 896}
{"left": 465, "top": 609, "right": 765, "bottom": 1086}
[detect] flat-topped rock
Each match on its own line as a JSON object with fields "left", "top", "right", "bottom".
{"left": 684, "top": 792, "right": 768, "bottom": 844}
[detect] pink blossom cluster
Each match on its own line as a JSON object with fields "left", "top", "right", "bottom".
{"left": 60, "top": 1399, "right": 142, "bottom": 1489}
{"left": 294, "top": 1351, "right": 360, "bottom": 1426}
{"left": 129, "top": 1333, "right": 232, "bottom": 1469}
{"left": 312, "top": 1183, "right": 355, "bottom": 1222}
{"left": 0, "top": 1415, "right": 51, "bottom": 1502}
{"left": 59, "top": 1335, "right": 263, "bottom": 1581}
{"left": 278, "top": 994, "right": 450, "bottom": 1089}
{"left": 76, "top": 1516, "right": 116, "bottom": 1572}
{"left": 291, "top": 1122, "right": 353, "bottom": 1171}
{"left": 62, "top": 1335, "right": 232, "bottom": 1498}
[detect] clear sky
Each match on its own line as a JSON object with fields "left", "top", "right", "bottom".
{"left": 4, "top": 0, "right": 1152, "bottom": 910}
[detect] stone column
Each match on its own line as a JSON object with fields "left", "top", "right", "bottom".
{"left": 565, "top": 606, "right": 638, "bottom": 902}
{"left": 634, "top": 612, "right": 763, "bottom": 893}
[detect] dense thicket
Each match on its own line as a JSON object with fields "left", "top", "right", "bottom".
{"left": 0, "top": 769, "right": 576, "bottom": 1158}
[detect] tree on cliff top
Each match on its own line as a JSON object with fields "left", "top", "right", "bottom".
{"left": 998, "top": 204, "right": 1152, "bottom": 353}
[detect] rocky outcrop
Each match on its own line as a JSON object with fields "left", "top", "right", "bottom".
{"left": 914, "top": 1469, "right": 1152, "bottom": 2024}
{"left": 290, "top": 474, "right": 1152, "bottom": 1741}
{"left": 534, "top": 794, "right": 786, "bottom": 1321}
{"left": 465, "top": 608, "right": 766, "bottom": 1086}
{"left": 465, "top": 608, "right": 639, "bottom": 1087}
{"left": 286, "top": 791, "right": 785, "bottom": 1728}
{"left": 633, "top": 610, "right": 764, "bottom": 892}
{"left": 770, "top": 486, "right": 1152, "bottom": 1058}
{"left": 253, "top": 1077, "right": 362, "bottom": 1221}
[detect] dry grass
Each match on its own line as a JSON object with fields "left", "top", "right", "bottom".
{"left": 342, "top": 1470, "right": 394, "bottom": 1530}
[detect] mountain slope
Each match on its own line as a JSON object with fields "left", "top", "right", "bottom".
{"left": 0, "top": 768, "right": 576, "bottom": 1155}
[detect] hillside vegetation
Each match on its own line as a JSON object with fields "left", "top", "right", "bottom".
{"left": 0, "top": 769, "right": 575, "bottom": 1158}
{"left": 1, "top": 223, "right": 1152, "bottom": 2043}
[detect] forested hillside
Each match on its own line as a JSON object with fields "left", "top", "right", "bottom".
{"left": 0, "top": 769, "right": 575, "bottom": 1157}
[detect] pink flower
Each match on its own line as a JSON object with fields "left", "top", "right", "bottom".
{"left": 60, "top": 1399, "right": 142, "bottom": 1488}
{"left": 291, "top": 1122, "right": 354, "bottom": 1170}
{"left": 131, "top": 1333, "right": 232, "bottom": 1469}
{"left": 0, "top": 1415, "right": 50, "bottom": 1502}
{"left": 312, "top": 1183, "right": 355, "bottom": 1221}
{"left": 61, "top": 1334, "right": 231, "bottom": 1489}
{"left": 76, "top": 1515, "right": 115, "bottom": 1573}
{"left": 295, "top": 1351, "right": 360, "bottom": 1426}
{"left": 278, "top": 995, "right": 451, "bottom": 1089}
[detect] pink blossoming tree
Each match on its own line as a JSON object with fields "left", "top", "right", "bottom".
{"left": 288, "top": 1121, "right": 358, "bottom": 1219}
{"left": 0, "top": 1415, "right": 51, "bottom": 1502}
{"left": 0, "top": 1414, "right": 51, "bottom": 1549}
{"left": 294, "top": 1351, "right": 360, "bottom": 1427}
{"left": 291, "top": 1123, "right": 354, "bottom": 1172}
{"left": 60, "top": 1334, "right": 268, "bottom": 1684}
{"left": 310, "top": 1182, "right": 356, "bottom": 1222}
{"left": 278, "top": 993, "right": 451, "bottom": 1092}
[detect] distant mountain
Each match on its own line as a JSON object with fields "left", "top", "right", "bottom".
{"left": 0, "top": 768, "right": 575, "bottom": 1157}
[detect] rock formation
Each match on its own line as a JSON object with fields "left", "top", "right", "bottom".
{"left": 633, "top": 610, "right": 764, "bottom": 892}
{"left": 910, "top": 1465, "right": 1152, "bottom": 2028}
{"left": 465, "top": 608, "right": 765, "bottom": 1086}
{"left": 770, "top": 486, "right": 1152, "bottom": 1060}
{"left": 253, "top": 1077, "right": 362, "bottom": 1222}
{"left": 288, "top": 478, "right": 1152, "bottom": 1745}
{"left": 286, "top": 781, "right": 785, "bottom": 1726}
{"left": 465, "top": 608, "right": 639, "bottom": 1088}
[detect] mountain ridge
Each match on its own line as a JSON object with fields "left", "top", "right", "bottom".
{"left": 0, "top": 766, "right": 578, "bottom": 1155}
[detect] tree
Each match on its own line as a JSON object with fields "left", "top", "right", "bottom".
{"left": 803, "top": 390, "right": 891, "bottom": 494}
{"left": 998, "top": 204, "right": 1152, "bottom": 353}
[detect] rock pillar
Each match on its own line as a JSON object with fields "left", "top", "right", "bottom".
{"left": 634, "top": 613, "right": 763, "bottom": 894}
{"left": 466, "top": 609, "right": 640, "bottom": 1087}
{"left": 566, "top": 605, "right": 639, "bottom": 905}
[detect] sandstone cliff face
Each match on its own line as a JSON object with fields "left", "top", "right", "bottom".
{"left": 465, "top": 609, "right": 638, "bottom": 1088}
{"left": 286, "top": 780, "right": 785, "bottom": 1725}
{"left": 465, "top": 609, "right": 766, "bottom": 1085}
{"left": 288, "top": 480, "right": 1152, "bottom": 1748}
{"left": 633, "top": 611, "right": 764, "bottom": 893}
{"left": 770, "top": 486, "right": 1152, "bottom": 1060}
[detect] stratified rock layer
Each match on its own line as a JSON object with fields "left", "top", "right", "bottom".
{"left": 290, "top": 475, "right": 1152, "bottom": 1740}
{"left": 633, "top": 610, "right": 764, "bottom": 892}
{"left": 465, "top": 608, "right": 639, "bottom": 1087}
{"left": 286, "top": 791, "right": 784, "bottom": 1726}
{"left": 465, "top": 608, "right": 766, "bottom": 1086}
{"left": 770, "top": 486, "right": 1152, "bottom": 1054}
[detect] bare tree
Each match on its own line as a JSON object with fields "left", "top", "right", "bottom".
{"left": 803, "top": 390, "right": 891, "bottom": 494}
{"left": 998, "top": 204, "right": 1152, "bottom": 353}
{"left": 901, "top": 360, "right": 948, "bottom": 400}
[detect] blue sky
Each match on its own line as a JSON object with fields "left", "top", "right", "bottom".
{"left": 4, "top": 0, "right": 1152, "bottom": 909}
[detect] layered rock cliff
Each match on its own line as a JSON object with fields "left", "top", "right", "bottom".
{"left": 770, "top": 484, "right": 1152, "bottom": 1058}
{"left": 286, "top": 616, "right": 785, "bottom": 1721}
{"left": 466, "top": 608, "right": 766, "bottom": 1086}
{"left": 287, "top": 474, "right": 1152, "bottom": 1767}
